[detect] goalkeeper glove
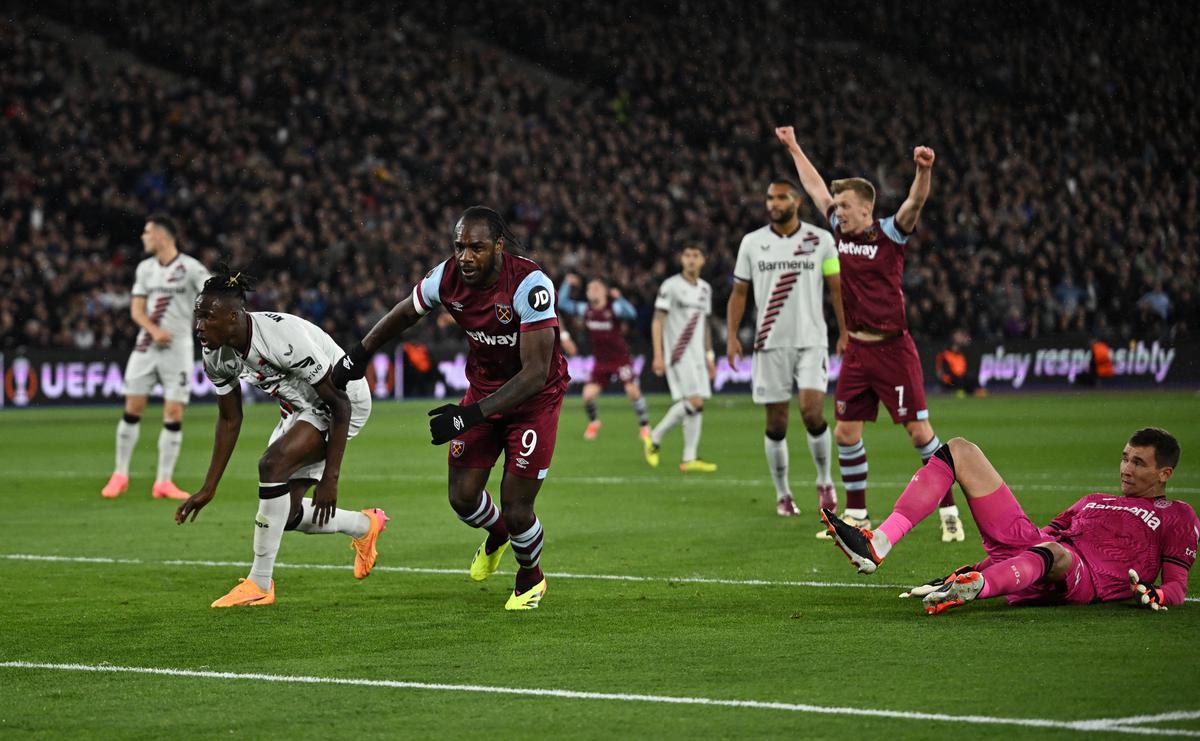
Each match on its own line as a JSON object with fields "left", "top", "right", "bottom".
{"left": 331, "top": 342, "right": 370, "bottom": 390}
{"left": 899, "top": 564, "right": 976, "bottom": 599}
{"left": 1128, "top": 569, "right": 1168, "bottom": 611}
{"left": 428, "top": 403, "right": 484, "bottom": 445}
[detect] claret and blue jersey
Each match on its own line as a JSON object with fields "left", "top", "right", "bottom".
{"left": 413, "top": 254, "right": 570, "bottom": 396}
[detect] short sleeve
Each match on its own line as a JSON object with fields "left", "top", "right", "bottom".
{"left": 880, "top": 216, "right": 911, "bottom": 244}
{"left": 703, "top": 281, "right": 713, "bottom": 316}
{"left": 202, "top": 350, "right": 238, "bottom": 395}
{"left": 192, "top": 260, "right": 212, "bottom": 294}
{"left": 821, "top": 233, "right": 840, "bottom": 276}
{"left": 825, "top": 205, "right": 839, "bottom": 231}
{"left": 654, "top": 281, "right": 673, "bottom": 312}
{"left": 514, "top": 270, "right": 558, "bottom": 331}
{"left": 412, "top": 260, "right": 449, "bottom": 316}
{"left": 733, "top": 235, "right": 752, "bottom": 283}
{"left": 131, "top": 262, "right": 148, "bottom": 297}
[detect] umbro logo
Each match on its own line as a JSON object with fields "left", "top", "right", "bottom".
{"left": 453, "top": 415, "right": 465, "bottom": 431}
{"left": 341, "top": 356, "right": 353, "bottom": 369}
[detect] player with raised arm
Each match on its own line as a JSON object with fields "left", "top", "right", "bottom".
{"left": 727, "top": 179, "right": 846, "bottom": 518}
{"left": 332, "top": 206, "right": 568, "bottom": 611}
{"left": 776, "top": 126, "right": 963, "bottom": 543}
{"left": 644, "top": 243, "right": 718, "bottom": 473}
{"left": 102, "top": 214, "right": 209, "bottom": 501}
{"left": 558, "top": 273, "right": 650, "bottom": 441}
{"left": 175, "top": 268, "right": 387, "bottom": 607}
{"left": 822, "top": 428, "right": 1197, "bottom": 614}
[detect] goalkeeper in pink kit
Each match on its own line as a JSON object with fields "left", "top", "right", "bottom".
{"left": 821, "top": 427, "right": 1197, "bottom": 614}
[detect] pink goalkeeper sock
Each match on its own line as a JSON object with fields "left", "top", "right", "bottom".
{"left": 979, "top": 550, "right": 1049, "bottom": 599}
{"left": 877, "top": 456, "right": 956, "bottom": 546}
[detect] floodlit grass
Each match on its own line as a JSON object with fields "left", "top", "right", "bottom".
{"left": 2, "top": 389, "right": 1198, "bottom": 738}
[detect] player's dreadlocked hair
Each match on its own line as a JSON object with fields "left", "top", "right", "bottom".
{"left": 200, "top": 263, "right": 258, "bottom": 304}
{"left": 457, "top": 205, "right": 525, "bottom": 252}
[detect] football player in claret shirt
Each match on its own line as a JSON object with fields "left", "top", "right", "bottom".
{"left": 177, "top": 268, "right": 388, "bottom": 608}
{"left": 776, "top": 125, "right": 965, "bottom": 544}
{"left": 822, "top": 428, "right": 1198, "bottom": 615}
{"left": 334, "top": 206, "right": 569, "bottom": 611}
{"left": 558, "top": 273, "right": 650, "bottom": 442}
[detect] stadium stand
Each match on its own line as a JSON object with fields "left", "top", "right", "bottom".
{"left": 3, "top": 2, "right": 1196, "bottom": 355}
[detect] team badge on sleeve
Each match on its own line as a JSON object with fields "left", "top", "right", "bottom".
{"left": 495, "top": 304, "right": 514, "bottom": 324}
{"left": 450, "top": 440, "right": 466, "bottom": 458}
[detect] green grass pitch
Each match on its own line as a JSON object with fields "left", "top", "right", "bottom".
{"left": 1, "top": 389, "right": 1198, "bottom": 738}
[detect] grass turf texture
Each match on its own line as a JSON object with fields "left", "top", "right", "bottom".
{"left": 1, "top": 390, "right": 1198, "bottom": 739}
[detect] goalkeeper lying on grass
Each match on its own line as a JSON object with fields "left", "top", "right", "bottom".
{"left": 820, "top": 428, "right": 1196, "bottom": 615}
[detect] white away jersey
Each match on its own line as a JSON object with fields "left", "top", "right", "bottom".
{"left": 733, "top": 222, "right": 839, "bottom": 350}
{"left": 203, "top": 312, "right": 361, "bottom": 415}
{"left": 655, "top": 274, "right": 712, "bottom": 367}
{"left": 131, "top": 253, "right": 210, "bottom": 350}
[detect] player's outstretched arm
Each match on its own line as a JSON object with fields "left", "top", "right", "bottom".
{"left": 310, "top": 374, "right": 351, "bottom": 526}
{"left": 775, "top": 126, "right": 834, "bottom": 217}
{"left": 894, "top": 146, "right": 936, "bottom": 235}
{"left": 333, "top": 296, "right": 422, "bottom": 389}
{"left": 176, "top": 386, "right": 243, "bottom": 524}
{"left": 725, "top": 281, "right": 748, "bottom": 370}
{"left": 557, "top": 276, "right": 586, "bottom": 317}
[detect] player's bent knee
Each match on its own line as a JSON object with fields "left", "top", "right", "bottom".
{"left": 1036, "top": 541, "right": 1074, "bottom": 580}
{"left": 257, "top": 452, "right": 286, "bottom": 482}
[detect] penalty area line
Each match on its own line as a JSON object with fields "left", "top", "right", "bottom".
{"left": 1, "top": 661, "right": 1197, "bottom": 737}
{"left": 3, "top": 553, "right": 1199, "bottom": 603}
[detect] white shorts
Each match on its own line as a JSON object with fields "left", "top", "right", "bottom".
{"left": 267, "top": 379, "right": 372, "bottom": 481}
{"left": 751, "top": 346, "right": 829, "bottom": 404}
{"left": 123, "top": 342, "right": 194, "bottom": 403}
{"left": 666, "top": 358, "right": 711, "bottom": 401}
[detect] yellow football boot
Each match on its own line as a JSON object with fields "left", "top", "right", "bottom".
{"left": 504, "top": 577, "right": 548, "bottom": 611}
{"left": 678, "top": 459, "right": 717, "bottom": 473}
{"left": 470, "top": 539, "right": 509, "bottom": 582}
{"left": 643, "top": 436, "right": 662, "bottom": 465}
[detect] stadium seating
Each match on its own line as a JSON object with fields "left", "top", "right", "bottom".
{"left": 2, "top": 2, "right": 1195, "bottom": 353}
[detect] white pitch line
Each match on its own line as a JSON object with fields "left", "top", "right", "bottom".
{"left": 13, "top": 469, "right": 1200, "bottom": 493}
{"left": 0, "top": 661, "right": 1196, "bottom": 737}
{"left": 4, "top": 553, "right": 1198, "bottom": 603}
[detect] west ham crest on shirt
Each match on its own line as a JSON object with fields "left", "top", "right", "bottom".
{"left": 495, "top": 303, "right": 514, "bottom": 324}
{"left": 450, "top": 439, "right": 466, "bottom": 458}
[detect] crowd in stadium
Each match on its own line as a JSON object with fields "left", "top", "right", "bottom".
{"left": 2, "top": 1, "right": 1195, "bottom": 354}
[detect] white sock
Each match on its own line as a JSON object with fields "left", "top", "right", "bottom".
{"left": 294, "top": 499, "right": 371, "bottom": 537}
{"left": 249, "top": 487, "right": 290, "bottom": 591}
{"left": 871, "top": 529, "right": 894, "bottom": 559}
{"left": 807, "top": 425, "right": 833, "bottom": 485}
{"left": 843, "top": 507, "right": 869, "bottom": 520}
{"left": 156, "top": 426, "right": 182, "bottom": 483}
{"left": 682, "top": 404, "right": 702, "bottom": 462}
{"left": 652, "top": 400, "right": 688, "bottom": 446}
{"left": 939, "top": 504, "right": 960, "bottom": 518}
{"left": 114, "top": 418, "right": 140, "bottom": 476}
{"left": 764, "top": 435, "right": 791, "bottom": 500}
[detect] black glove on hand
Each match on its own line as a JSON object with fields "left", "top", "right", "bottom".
{"left": 428, "top": 403, "right": 484, "bottom": 445}
{"left": 331, "top": 342, "right": 370, "bottom": 390}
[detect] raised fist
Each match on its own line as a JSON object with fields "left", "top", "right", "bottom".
{"left": 913, "top": 146, "right": 936, "bottom": 168}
